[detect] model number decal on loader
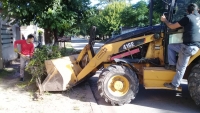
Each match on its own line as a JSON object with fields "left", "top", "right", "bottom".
{"left": 123, "top": 42, "right": 135, "bottom": 50}
{"left": 119, "top": 38, "right": 145, "bottom": 52}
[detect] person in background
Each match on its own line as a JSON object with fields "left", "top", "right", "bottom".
{"left": 14, "top": 34, "right": 35, "bottom": 81}
{"left": 22, "top": 34, "right": 25, "bottom": 40}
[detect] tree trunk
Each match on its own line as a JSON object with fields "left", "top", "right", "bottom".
{"left": 59, "top": 30, "right": 64, "bottom": 37}
{"left": 53, "top": 29, "right": 58, "bottom": 45}
{"left": 44, "top": 28, "right": 53, "bottom": 44}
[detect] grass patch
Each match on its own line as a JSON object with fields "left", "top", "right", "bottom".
{"left": 16, "top": 82, "right": 29, "bottom": 88}
{"left": 65, "top": 42, "right": 73, "bottom": 48}
{"left": 59, "top": 42, "right": 72, "bottom": 48}
{"left": 60, "top": 43, "right": 79, "bottom": 56}
{"left": 44, "top": 91, "right": 51, "bottom": 95}
{"left": 73, "top": 106, "right": 80, "bottom": 111}
{"left": 16, "top": 79, "right": 36, "bottom": 89}
{"left": 28, "top": 90, "right": 35, "bottom": 98}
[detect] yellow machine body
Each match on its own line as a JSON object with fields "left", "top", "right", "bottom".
{"left": 40, "top": 32, "right": 200, "bottom": 92}
{"left": 41, "top": 35, "right": 153, "bottom": 91}
{"left": 36, "top": 0, "right": 200, "bottom": 106}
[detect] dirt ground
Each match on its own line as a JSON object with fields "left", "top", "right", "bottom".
{"left": 0, "top": 60, "right": 95, "bottom": 113}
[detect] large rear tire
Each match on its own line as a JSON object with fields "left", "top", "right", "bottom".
{"left": 97, "top": 65, "right": 139, "bottom": 106}
{"left": 188, "top": 64, "right": 200, "bottom": 105}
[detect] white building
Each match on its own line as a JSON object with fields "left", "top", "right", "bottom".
{"left": 20, "top": 25, "right": 45, "bottom": 46}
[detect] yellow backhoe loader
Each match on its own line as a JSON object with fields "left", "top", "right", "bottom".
{"left": 38, "top": 0, "right": 200, "bottom": 106}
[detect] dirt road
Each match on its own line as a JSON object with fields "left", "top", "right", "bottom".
{"left": 0, "top": 60, "right": 96, "bottom": 113}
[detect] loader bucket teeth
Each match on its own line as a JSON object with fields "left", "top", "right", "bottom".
{"left": 40, "top": 54, "right": 81, "bottom": 92}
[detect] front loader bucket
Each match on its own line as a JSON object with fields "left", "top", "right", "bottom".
{"left": 38, "top": 27, "right": 98, "bottom": 92}
{"left": 39, "top": 54, "right": 82, "bottom": 92}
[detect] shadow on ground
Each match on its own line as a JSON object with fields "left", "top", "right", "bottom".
{"left": 88, "top": 76, "right": 200, "bottom": 113}
{"left": 0, "top": 59, "right": 96, "bottom": 104}
{"left": 0, "top": 66, "right": 94, "bottom": 113}
{"left": 0, "top": 60, "right": 38, "bottom": 97}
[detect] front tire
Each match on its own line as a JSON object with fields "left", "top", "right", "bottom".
{"left": 188, "top": 64, "right": 200, "bottom": 105}
{"left": 97, "top": 65, "right": 139, "bottom": 106}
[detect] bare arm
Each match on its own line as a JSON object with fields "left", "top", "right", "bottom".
{"left": 14, "top": 40, "right": 23, "bottom": 48}
{"left": 163, "top": 20, "right": 181, "bottom": 29}
{"left": 161, "top": 15, "right": 181, "bottom": 29}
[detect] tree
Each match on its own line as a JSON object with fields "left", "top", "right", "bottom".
{"left": 96, "top": 1, "right": 127, "bottom": 37}
{"left": 151, "top": 0, "right": 164, "bottom": 25}
{"left": 79, "top": 7, "right": 99, "bottom": 36}
{"left": 1, "top": 0, "right": 55, "bottom": 24}
{"left": 37, "top": 0, "right": 78, "bottom": 44}
{"left": 87, "top": 1, "right": 156, "bottom": 39}
{"left": 1, "top": 0, "right": 92, "bottom": 44}
{"left": 120, "top": 1, "right": 149, "bottom": 27}
{"left": 152, "top": 0, "right": 200, "bottom": 24}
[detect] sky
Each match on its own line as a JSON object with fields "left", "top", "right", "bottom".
{"left": 90, "top": 0, "right": 148, "bottom": 6}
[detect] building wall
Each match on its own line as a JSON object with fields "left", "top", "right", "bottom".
{"left": 0, "top": 18, "right": 20, "bottom": 69}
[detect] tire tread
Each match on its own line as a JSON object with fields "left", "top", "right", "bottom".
{"left": 97, "top": 65, "right": 139, "bottom": 106}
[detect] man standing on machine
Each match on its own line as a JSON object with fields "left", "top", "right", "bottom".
{"left": 160, "top": 3, "right": 200, "bottom": 90}
{"left": 14, "top": 34, "right": 35, "bottom": 82}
